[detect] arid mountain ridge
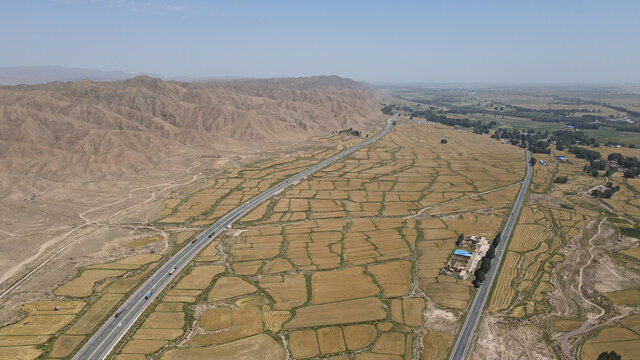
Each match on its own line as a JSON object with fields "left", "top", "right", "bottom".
{"left": 0, "top": 75, "right": 380, "bottom": 185}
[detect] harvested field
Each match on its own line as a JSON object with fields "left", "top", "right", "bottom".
{"left": 603, "top": 289, "right": 640, "bottom": 305}
{"left": 67, "top": 294, "right": 124, "bottom": 334}
{"left": 311, "top": 267, "right": 379, "bottom": 304}
{"left": 0, "top": 346, "right": 42, "bottom": 360}
{"left": 175, "top": 265, "right": 225, "bottom": 290}
{"left": 110, "top": 122, "right": 529, "bottom": 359}
{"left": 162, "top": 334, "right": 284, "bottom": 360}
{"left": 141, "top": 312, "right": 184, "bottom": 329}
{"left": 344, "top": 324, "right": 377, "bottom": 350}
{"left": 121, "top": 235, "right": 161, "bottom": 248}
{"left": 175, "top": 231, "right": 195, "bottom": 244}
{"left": 285, "top": 297, "right": 386, "bottom": 328}
{"left": 620, "top": 247, "right": 640, "bottom": 260}
{"left": 48, "top": 335, "right": 85, "bottom": 358}
{"left": 259, "top": 274, "right": 307, "bottom": 310}
{"left": 208, "top": 276, "right": 256, "bottom": 302}
{"left": 488, "top": 252, "right": 521, "bottom": 312}
{"left": 53, "top": 269, "right": 125, "bottom": 297}
{"left": 552, "top": 318, "right": 583, "bottom": 332}
{"left": 422, "top": 330, "right": 452, "bottom": 360}
{"left": 200, "top": 307, "right": 231, "bottom": 330}
{"left": 368, "top": 260, "right": 412, "bottom": 297}
{"left": 289, "top": 329, "right": 319, "bottom": 358}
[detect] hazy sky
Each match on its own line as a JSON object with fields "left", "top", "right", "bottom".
{"left": 1, "top": 0, "right": 639, "bottom": 83}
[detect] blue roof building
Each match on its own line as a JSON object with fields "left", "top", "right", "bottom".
{"left": 454, "top": 249, "right": 472, "bottom": 257}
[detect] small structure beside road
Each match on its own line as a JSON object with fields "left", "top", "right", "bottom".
{"left": 441, "top": 235, "right": 490, "bottom": 279}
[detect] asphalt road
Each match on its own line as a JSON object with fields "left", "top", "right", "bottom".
{"left": 448, "top": 149, "right": 532, "bottom": 360}
{"left": 73, "top": 116, "right": 395, "bottom": 360}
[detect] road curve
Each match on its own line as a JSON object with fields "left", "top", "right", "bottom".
{"left": 73, "top": 116, "right": 396, "bottom": 360}
{"left": 448, "top": 149, "right": 532, "bottom": 360}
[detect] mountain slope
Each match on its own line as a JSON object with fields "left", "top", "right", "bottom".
{"left": 0, "top": 75, "right": 380, "bottom": 184}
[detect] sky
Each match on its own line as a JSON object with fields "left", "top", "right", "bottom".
{"left": 1, "top": 0, "right": 639, "bottom": 83}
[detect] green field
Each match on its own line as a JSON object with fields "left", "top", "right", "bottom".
{"left": 582, "top": 127, "right": 640, "bottom": 147}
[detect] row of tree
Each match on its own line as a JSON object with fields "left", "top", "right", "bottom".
{"left": 335, "top": 128, "right": 361, "bottom": 137}
{"left": 472, "top": 232, "right": 501, "bottom": 288}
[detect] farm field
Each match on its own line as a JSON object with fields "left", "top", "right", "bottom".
{"left": 110, "top": 120, "right": 526, "bottom": 359}
{"left": 0, "top": 252, "right": 164, "bottom": 359}
{"left": 472, "top": 145, "right": 640, "bottom": 358}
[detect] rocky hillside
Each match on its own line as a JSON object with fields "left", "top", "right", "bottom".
{"left": 0, "top": 75, "right": 379, "bottom": 181}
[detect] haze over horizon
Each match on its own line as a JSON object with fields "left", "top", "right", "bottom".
{"left": 1, "top": 0, "right": 639, "bottom": 84}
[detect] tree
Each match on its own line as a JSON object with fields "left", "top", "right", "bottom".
{"left": 597, "top": 351, "right": 621, "bottom": 360}
{"left": 493, "top": 232, "right": 501, "bottom": 246}
{"left": 530, "top": 157, "right": 537, "bottom": 166}
{"left": 486, "top": 246, "right": 495, "bottom": 259}
{"left": 592, "top": 169, "right": 599, "bottom": 177}
{"left": 456, "top": 233, "right": 464, "bottom": 246}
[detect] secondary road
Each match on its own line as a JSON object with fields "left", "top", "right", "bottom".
{"left": 73, "top": 116, "right": 396, "bottom": 360}
{"left": 449, "top": 149, "right": 532, "bottom": 360}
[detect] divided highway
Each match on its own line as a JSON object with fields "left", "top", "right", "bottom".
{"left": 73, "top": 116, "right": 396, "bottom": 360}
{"left": 449, "top": 149, "right": 533, "bottom": 360}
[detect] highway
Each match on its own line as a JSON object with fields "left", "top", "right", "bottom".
{"left": 448, "top": 149, "right": 532, "bottom": 360}
{"left": 73, "top": 116, "right": 396, "bottom": 360}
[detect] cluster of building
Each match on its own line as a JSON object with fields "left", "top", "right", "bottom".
{"left": 441, "top": 235, "right": 490, "bottom": 279}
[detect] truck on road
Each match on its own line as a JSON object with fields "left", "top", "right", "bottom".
{"left": 144, "top": 290, "right": 153, "bottom": 299}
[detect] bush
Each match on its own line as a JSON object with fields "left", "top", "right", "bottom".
{"left": 597, "top": 351, "right": 621, "bottom": 360}
{"left": 553, "top": 176, "right": 568, "bottom": 184}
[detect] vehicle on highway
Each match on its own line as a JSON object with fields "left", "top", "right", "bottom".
{"left": 168, "top": 267, "right": 177, "bottom": 276}
{"left": 191, "top": 239, "right": 196, "bottom": 244}
{"left": 144, "top": 289, "right": 153, "bottom": 299}
{"left": 114, "top": 310, "right": 122, "bottom": 318}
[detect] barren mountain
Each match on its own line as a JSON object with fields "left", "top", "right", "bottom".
{"left": 0, "top": 75, "right": 379, "bottom": 185}
{"left": 0, "top": 75, "right": 380, "bottom": 294}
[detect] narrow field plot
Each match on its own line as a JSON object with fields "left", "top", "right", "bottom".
{"left": 67, "top": 294, "right": 124, "bottom": 334}
{"left": 54, "top": 269, "right": 126, "bottom": 297}
{"left": 121, "top": 235, "right": 161, "bottom": 248}
{"left": 0, "top": 335, "right": 50, "bottom": 346}
{"left": 0, "top": 314, "right": 77, "bottom": 336}
{"left": 488, "top": 251, "right": 520, "bottom": 312}
{"left": 89, "top": 254, "right": 161, "bottom": 269}
{"left": 509, "top": 224, "right": 549, "bottom": 252}
{"left": 48, "top": 335, "right": 85, "bottom": 358}
{"left": 162, "top": 334, "right": 284, "bottom": 360}
{"left": 0, "top": 346, "right": 42, "bottom": 360}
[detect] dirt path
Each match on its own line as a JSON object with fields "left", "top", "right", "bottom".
{"left": 0, "top": 164, "right": 205, "bottom": 298}
{"left": 559, "top": 217, "right": 607, "bottom": 360}
{"left": 403, "top": 181, "right": 522, "bottom": 220}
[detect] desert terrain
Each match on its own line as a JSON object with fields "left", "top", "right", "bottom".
{"left": 0, "top": 75, "right": 380, "bottom": 321}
